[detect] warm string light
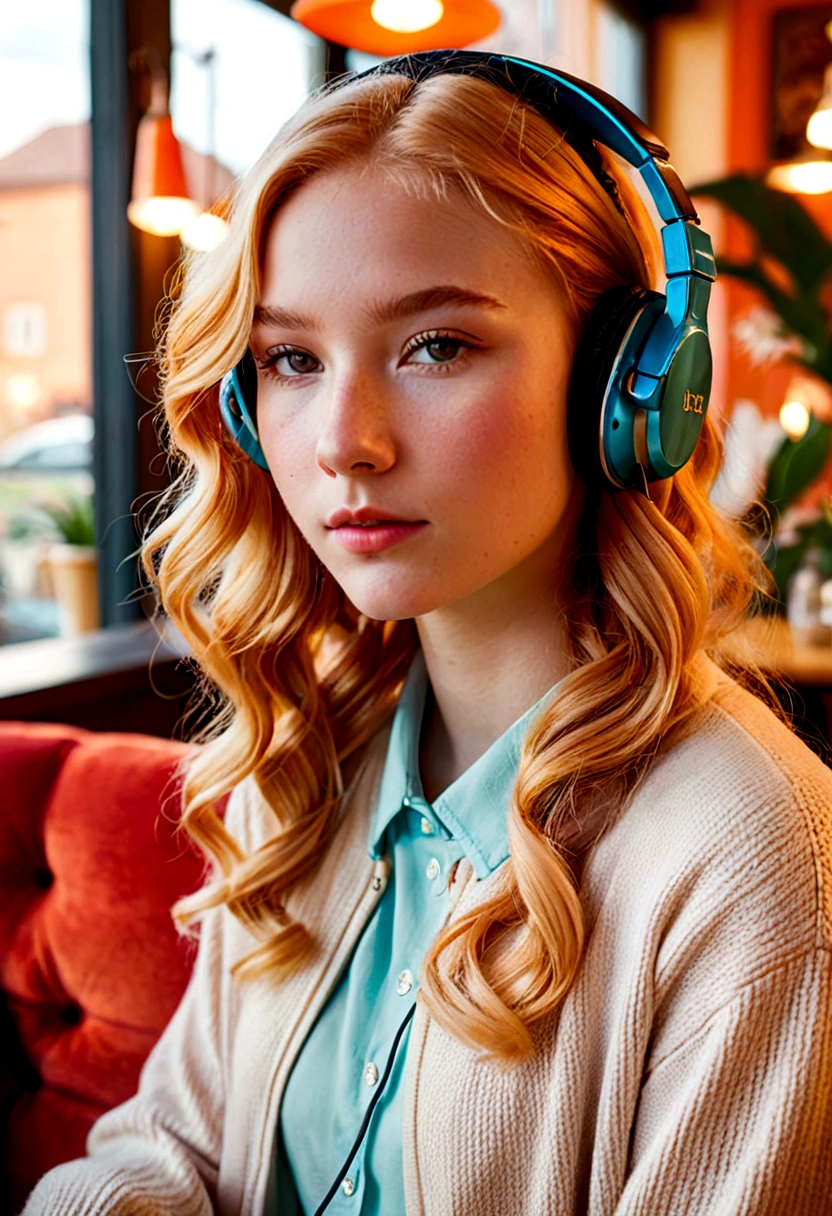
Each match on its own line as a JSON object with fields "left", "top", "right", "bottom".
{"left": 808, "top": 64, "right": 832, "bottom": 150}
{"left": 181, "top": 211, "right": 230, "bottom": 251}
{"left": 779, "top": 399, "right": 812, "bottom": 441}
{"left": 807, "top": 107, "right": 832, "bottom": 151}
{"left": 766, "top": 159, "right": 832, "bottom": 195}
{"left": 777, "top": 375, "right": 832, "bottom": 442}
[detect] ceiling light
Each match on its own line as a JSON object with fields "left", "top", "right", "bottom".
{"left": 370, "top": 0, "right": 443, "bottom": 33}
{"left": 290, "top": 0, "right": 500, "bottom": 57}
{"left": 127, "top": 51, "right": 199, "bottom": 236}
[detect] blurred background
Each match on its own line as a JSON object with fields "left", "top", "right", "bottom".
{"left": 3, "top": 0, "right": 832, "bottom": 744}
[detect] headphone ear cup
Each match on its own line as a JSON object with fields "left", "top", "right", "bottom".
{"left": 219, "top": 351, "right": 270, "bottom": 471}
{"left": 568, "top": 284, "right": 662, "bottom": 489}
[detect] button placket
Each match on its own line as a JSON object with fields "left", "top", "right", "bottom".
{"left": 403, "top": 793, "right": 443, "bottom": 842}
{"left": 336, "top": 1159, "right": 365, "bottom": 1206}
{"left": 333, "top": 796, "right": 460, "bottom": 1210}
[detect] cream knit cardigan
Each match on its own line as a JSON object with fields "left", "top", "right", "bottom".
{"left": 22, "top": 658, "right": 832, "bottom": 1216}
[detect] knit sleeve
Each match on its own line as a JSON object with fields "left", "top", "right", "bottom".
{"left": 614, "top": 945, "right": 832, "bottom": 1215}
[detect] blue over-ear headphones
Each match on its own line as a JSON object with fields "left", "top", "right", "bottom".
{"left": 219, "top": 49, "right": 715, "bottom": 492}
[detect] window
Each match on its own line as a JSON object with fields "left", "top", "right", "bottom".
{"left": 0, "top": 0, "right": 92, "bottom": 645}
{"left": 171, "top": 0, "right": 324, "bottom": 178}
{"left": 3, "top": 303, "right": 48, "bottom": 360}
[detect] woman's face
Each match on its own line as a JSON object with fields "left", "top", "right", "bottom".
{"left": 252, "top": 164, "right": 582, "bottom": 623}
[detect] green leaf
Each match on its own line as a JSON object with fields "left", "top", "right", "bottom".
{"left": 39, "top": 494, "right": 96, "bottom": 546}
{"left": 808, "top": 345, "right": 832, "bottom": 385}
{"left": 768, "top": 516, "right": 832, "bottom": 605}
{"left": 768, "top": 535, "right": 809, "bottom": 606}
{"left": 717, "top": 257, "right": 827, "bottom": 353}
{"left": 692, "top": 174, "right": 832, "bottom": 296}
{"left": 764, "top": 416, "right": 832, "bottom": 517}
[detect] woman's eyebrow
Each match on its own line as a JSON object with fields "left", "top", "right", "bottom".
{"left": 251, "top": 287, "right": 506, "bottom": 334}
{"left": 252, "top": 304, "right": 317, "bottom": 331}
{"left": 366, "top": 286, "right": 507, "bottom": 325}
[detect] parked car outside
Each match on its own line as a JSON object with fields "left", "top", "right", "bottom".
{"left": 0, "top": 413, "right": 93, "bottom": 476}
{"left": 0, "top": 414, "right": 94, "bottom": 641}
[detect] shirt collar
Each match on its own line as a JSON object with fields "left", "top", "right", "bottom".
{"left": 369, "top": 652, "right": 558, "bottom": 879}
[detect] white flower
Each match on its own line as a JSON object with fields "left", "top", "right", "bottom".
{"left": 732, "top": 306, "right": 805, "bottom": 368}
{"left": 711, "top": 399, "right": 784, "bottom": 518}
{"left": 776, "top": 502, "right": 824, "bottom": 548}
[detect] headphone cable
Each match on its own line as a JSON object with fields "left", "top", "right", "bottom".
{"left": 312, "top": 1001, "right": 417, "bottom": 1216}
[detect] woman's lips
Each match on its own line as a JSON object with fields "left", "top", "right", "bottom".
{"left": 330, "top": 520, "right": 428, "bottom": 554}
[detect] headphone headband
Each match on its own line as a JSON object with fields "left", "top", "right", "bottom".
{"left": 367, "top": 52, "right": 690, "bottom": 217}
{"left": 361, "top": 51, "right": 715, "bottom": 281}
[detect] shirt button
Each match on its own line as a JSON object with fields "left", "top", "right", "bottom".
{"left": 397, "top": 968, "right": 414, "bottom": 995}
{"left": 426, "top": 857, "right": 440, "bottom": 881}
{"left": 420, "top": 816, "right": 434, "bottom": 836}
{"left": 342, "top": 1177, "right": 355, "bottom": 1197}
{"left": 363, "top": 1062, "right": 379, "bottom": 1086}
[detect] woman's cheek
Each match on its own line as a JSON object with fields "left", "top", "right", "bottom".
{"left": 262, "top": 418, "right": 316, "bottom": 506}
{"left": 433, "top": 389, "right": 553, "bottom": 496}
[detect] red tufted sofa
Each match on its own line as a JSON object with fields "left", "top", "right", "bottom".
{"left": 0, "top": 722, "right": 207, "bottom": 1214}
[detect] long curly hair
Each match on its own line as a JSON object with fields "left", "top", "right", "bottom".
{"left": 143, "top": 69, "right": 767, "bottom": 1065}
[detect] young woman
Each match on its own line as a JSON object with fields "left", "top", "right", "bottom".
{"left": 25, "top": 51, "right": 832, "bottom": 1216}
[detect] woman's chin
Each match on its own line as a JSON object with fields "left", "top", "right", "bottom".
{"left": 337, "top": 578, "right": 447, "bottom": 624}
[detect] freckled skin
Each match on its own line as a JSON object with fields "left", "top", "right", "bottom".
{"left": 253, "top": 165, "right": 583, "bottom": 624}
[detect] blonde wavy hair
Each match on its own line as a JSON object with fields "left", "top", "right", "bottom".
{"left": 144, "top": 70, "right": 767, "bottom": 1065}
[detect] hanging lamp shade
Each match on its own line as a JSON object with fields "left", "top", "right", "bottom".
{"left": 127, "top": 59, "right": 199, "bottom": 237}
{"left": 128, "top": 113, "right": 200, "bottom": 236}
{"left": 290, "top": 0, "right": 501, "bottom": 57}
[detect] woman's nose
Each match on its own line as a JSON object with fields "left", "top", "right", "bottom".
{"left": 315, "top": 372, "right": 396, "bottom": 478}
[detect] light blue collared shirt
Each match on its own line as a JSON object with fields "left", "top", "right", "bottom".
{"left": 278, "top": 654, "right": 555, "bottom": 1215}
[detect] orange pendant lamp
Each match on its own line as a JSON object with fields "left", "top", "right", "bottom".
{"left": 290, "top": 0, "right": 501, "bottom": 57}
{"left": 127, "top": 52, "right": 199, "bottom": 237}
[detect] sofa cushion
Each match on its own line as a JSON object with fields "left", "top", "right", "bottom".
{"left": 0, "top": 722, "right": 206, "bottom": 1211}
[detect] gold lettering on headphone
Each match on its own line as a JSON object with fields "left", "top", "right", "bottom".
{"left": 683, "top": 389, "right": 704, "bottom": 414}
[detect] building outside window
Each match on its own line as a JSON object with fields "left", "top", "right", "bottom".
{"left": 0, "top": 0, "right": 93, "bottom": 644}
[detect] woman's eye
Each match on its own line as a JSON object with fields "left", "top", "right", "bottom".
{"left": 260, "top": 347, "right": 322, "bottom": 378}
{"left": 405, "top": 334, "right": 470, "bottom": 366}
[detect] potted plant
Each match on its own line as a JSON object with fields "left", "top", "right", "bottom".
{"left": 692, "top": 174, "right": 832, "bottom": 605}
{"left": 42, "top": 494, "right": 99, "bottom": 635}
{"left": 0, "top": 511, "right": 53, "bottom": 601}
